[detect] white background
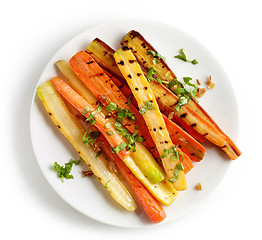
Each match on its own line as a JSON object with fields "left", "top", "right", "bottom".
{"left": 1, "top": 0, "right": 261, "bottom": 239}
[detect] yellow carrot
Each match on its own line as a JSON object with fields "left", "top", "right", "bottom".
{"left": 114, "top": 47, "right": 187, "bottom": 191}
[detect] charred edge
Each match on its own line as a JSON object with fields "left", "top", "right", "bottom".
{"left": 127, "top": 74, "right": 132, "bottom": 79}
{"left": 57, "top": 125, "right": 61, "bottom": 129}
{"left": 191, "top": 123, "right": 197, "bottom": 127}
{"left": 87, "top": 61, "right": 94, "bottom": 64}
{"left": 118, "top": 61, "right": 124, "bottom": 66}
{"left": 221, "top": 145, "right": 227, "bottom": 149}
{"left": 137, "top": 73, "right": 141, "bottom": 76}
{"left": 191, "top": 153, "right": 195, "bottom": 156}
{"left": 180, "top": 113, "right": 187, "bottom": 118}
{"left": 203, "top": 133, "right": 208, "bottom": 137}
{"left": 129, "top": 60, "right": 135, "bottom": 63}
{"left": 48, "top": 112, "right": 52, "bottom": 116}
{"left": 122, "top": 46, "right": 129, "bottom": 51}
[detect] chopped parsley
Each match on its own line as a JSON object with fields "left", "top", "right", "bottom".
{"left": 95, "top": 150, "right": 102, "bottom": 158}
{"left": 112, "top": 142, "right": 127, "bottom": 154}
{"left": 147, "top": 50, "right": 166, "bottom": 64}
{"left": 106, "top": 102, "right": 135, "bottom": 123}
{"left": 168, "top": 77, "right": 199, "bottom": 111}
{"left": 174, "top": 48, "right": 198, "bottom": 65}
{"left": 160, "top": 145, "right": 183, "bottom": 162}
{"left": 52, "top": 158, "right": 81, "bottom": 182}
{"left": 169, "top": 162, "right": 185, "bottom": 183}
{"left": 146, "top": 67, "right": 169, "bottom": 84}
{"left": 114, "top": 121, "right": 144, "bottom": 152}
{"left": 127, "top": 95, "right": 132, "bottom": 106}
{"left": 82, "top": 106, "right": 90, "bottom": 115}
{"left": 105, "top": 102, "right": 118, "bottom": 112}
{"left": 85, "top": 104, "right": 103, "bottom": 125}
{"left": 104, "top": 180, "right": 110, "bottom": 189}
{"left": 82, "top": 131, "right": 100, "bottom": 145}
{"left": 159, "top": 145, "right": 184, "bottom": 183}
{"left": 106, "top": 131, "right": 115, "bottom": 135}
{"left": 139, "top": 101, "right": 156, "bottom": 115}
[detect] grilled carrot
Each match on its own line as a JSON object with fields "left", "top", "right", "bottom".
{"left": 91, "top": 125, "right": 166, "bottom": 223}
{"left": 114, "top": 48, "right": 187, "bottom": 191}
{"left": 86, "top": 38, "right": 208, "bottom": 143}
{"left": 50, "top": 77, "right": 130, "bottom": 160}
{"left": 69, "top": 51, "right": 161, "bottom": 160}
{"left": 56, "top": 60, "right": 166, "bottom": 184}
{"left": 121, "top": 30, "right": 241, "bottom": 159}
{"left": 66, "top": 99, "right": 178, "bottom": 206}
{"left": 108, "top": 69, "right": 204, "bottom": 162}
{"left": 69, "top": 51, "right": 193, "bottom": 173}
{"left": 37, "top": 81, "right": 137, "bottom": 211}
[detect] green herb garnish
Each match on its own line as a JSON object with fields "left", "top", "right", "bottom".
{"left": 85, "top": 104, "right": 103, "bottom": 125}
{"left": 139, "top": 101, "right": 156, "bottom": 115}
{"left": 160, "top": 145, "right": 183, "bottom": 162}
{"left": 168, "top": 77, "right": 199, "bottom": 111}
{"left": 147, "top": 50, "right": 166, "bottom": 64}
{"left": 95, "top": 150, "right": 102, "bottom": 158}
{"left": 174, "top": 48, "right": 198, "bottom": 65}
{"left": 106, "top": 102, "right": 118, "bottom": 112}
{"left": 52, "top": 158, "right": 81, "bottom": 182}
{"left": 106, "top": 131, "right": 115, "bottom": 135}
{"left": 104, "top": 180, "right": 110, "bottom": 189}
{"left": 114, "top": 121, "right": 144, "bottom": 152}
{"left": 106, "top": 102, "right": 135, "bottom": 123}
{"left": 112, "top": 142, "right": 127, "bottom": 154}
{"left": 146, "top": 67, "right": 169, "bottom": 84}
{"left": 82, "top": 131, "right": 100, "bottom": 145}
{"left": 82, "top": 106, "right": 90, "bottom": 115}
{"left": 105, "top": 122, "right": 111, "bottom": 128}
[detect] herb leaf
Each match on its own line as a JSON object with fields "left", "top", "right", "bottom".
{"left": 85, "top": 104, "right": 103, "bottom": 125}
{"left": 82, "top": 131, "right": 100, "bottom": 145}
{"left": 139, "top": 101, "right": 156, "bottom": 115}
{"left": 112, "top": 142, "right": 127, "bottom": 154}
{"left": 146, "top": 67, "right": 169, "bottom": 85}
{"left": 147, "top": 50, "right": 166, "bottom": 64}
{"left": 106, "top": 102, "right": 118, "bottom": 112}
{"left": 52, "top": 158, "right": 81, "bottom": 182}
{"left": 174, "top": 48, "right": 198, "bottom": 65}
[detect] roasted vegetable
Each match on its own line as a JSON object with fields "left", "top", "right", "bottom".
{"left": 56, "top": 59, "right": 166, "bottom": 184}
{"left": 121, "top": 30, "right": 241, "bottom": 159}
{"left": 114, "top": 48, "right": 187, "bottom": 191}
{"left": 37, "top": 81, "right": 137, "bottom": 211}
{"left": 50, "top": 77, "right": 130, "bottom": 160}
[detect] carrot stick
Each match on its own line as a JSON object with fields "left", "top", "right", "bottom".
{"left": 69, "top": 51, "right": 160, "bottom": 160}
{"left": 108, "top": 70, "right": 203, "bottom": 163}
{"left": 50, "top": 77, "right": 130, "bottom": 160}
{"left": 69, "top": 51, "right": 193, "bottom": 173}
{"left": 87, "top": 38, "right": 207, "bottom": 143}
{"left": 92, "top": 125, "right": 166, "bottom": 223}
{"left": 114, "top": 48, "right": 187, "bottom": 191}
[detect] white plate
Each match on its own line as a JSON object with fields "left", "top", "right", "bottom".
{"left": 30, "top": 19, "right": 239, "bottom": 228}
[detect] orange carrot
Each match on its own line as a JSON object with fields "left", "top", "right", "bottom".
{"left": 69, "top": 51, "right": 160, "bottom": 159}
{"left": 93, "top": 127, "right": 166, "bottom": 223}
{"left": 69, "top": 52, "right": 193, "bottom": 173}
{"left": 163, "top": 115, "right": 205, "bottom": 162}
{"left": 108, "top": 70, "right": 204, "bottom": 162}
{"left": 87, "top": 38, "right": 207, "bottom": 143}
{"left": 50, "top": 77, "right": 130, "bottom": 160}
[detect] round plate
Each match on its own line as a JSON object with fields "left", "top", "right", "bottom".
{"left": 30, "top": 19, "right": 239, "bottom": 228}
